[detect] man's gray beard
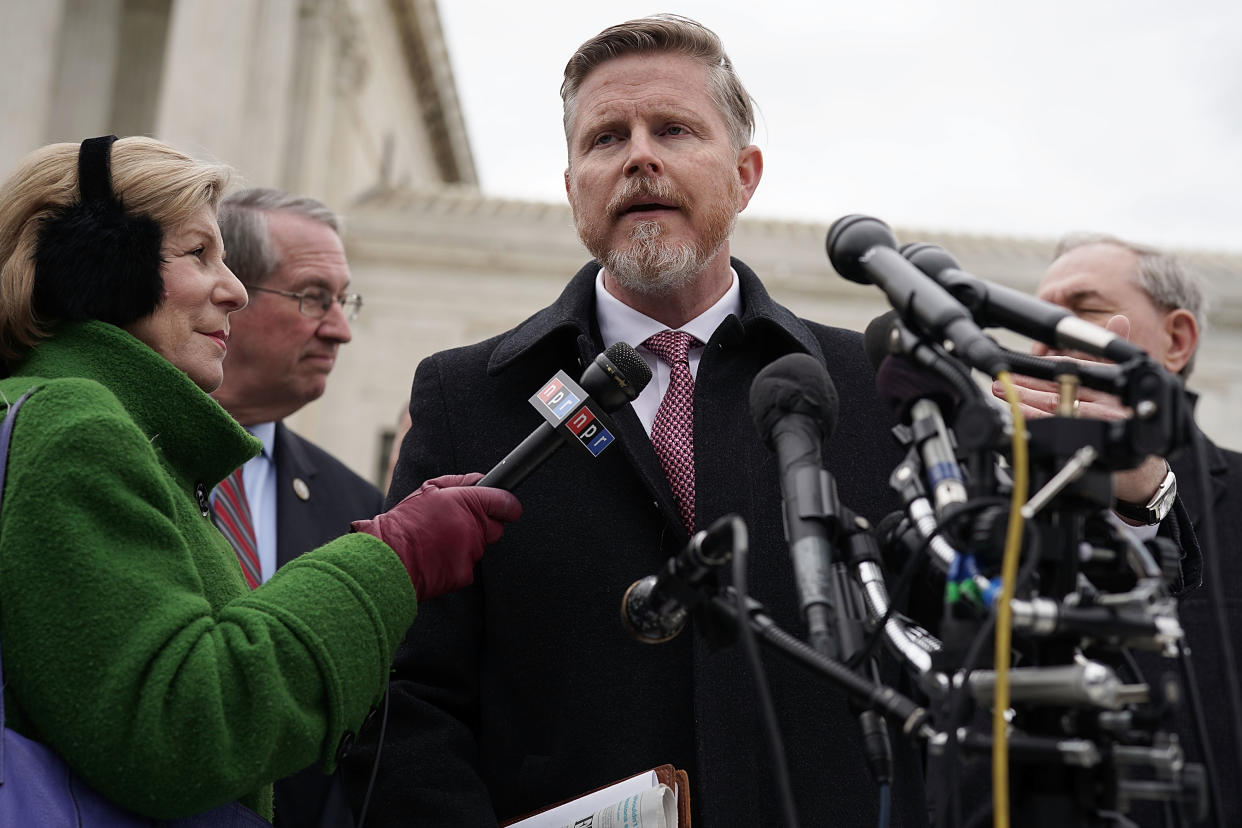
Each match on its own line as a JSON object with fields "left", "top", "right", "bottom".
{"left": 602, "top": 218, "right": 732, "bottom": 297}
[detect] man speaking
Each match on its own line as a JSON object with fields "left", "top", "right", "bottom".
{"left": 347, "top": 15, "right": 924, "bottom": 827}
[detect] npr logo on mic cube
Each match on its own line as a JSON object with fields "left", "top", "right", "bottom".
{"left": 531, "top": 372, "right": 617, "bottom": 457}
{"left": 563, "top": 405, "right": 614, "bottom": 456}
{"left": 534, "top": 375, "right": 582, "bottom": 420}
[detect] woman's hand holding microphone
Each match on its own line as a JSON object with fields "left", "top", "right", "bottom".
{"left": 352, "top": 473, "right": 521, "bottom": 600}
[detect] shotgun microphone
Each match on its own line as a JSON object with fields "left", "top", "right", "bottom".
{"left": 901, "top": 241, "right": 1148, "bottom": 363}
{"left": 827, "top": 215, "right": 1009, "bottom": 376}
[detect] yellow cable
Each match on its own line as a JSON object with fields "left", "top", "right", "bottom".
{"left": 992, "top": 372, "right": 1028, "bottom": 828}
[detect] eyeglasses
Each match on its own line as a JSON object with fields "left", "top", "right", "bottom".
{"left": 244, "top": 284, "right": 363, "bottom": 321}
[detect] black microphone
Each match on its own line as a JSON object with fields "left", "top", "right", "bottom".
{"left": 827, "top": 215, "right": 1009, "bottom": 376}
{"left": 864, "top": 310, "right": 971, "bottom": 516}
{"left": 750, "top": 352, "right": 842, "bottom": 657}
{"left": 752, "top": 355, "right": 899, "bottom": 786}
{"left": 863, "top": 308, "right": 906, "bottom": 372}
{"left": 477, "top": 342, "right": 652, "bottom": 490}
{"left": 876, "top": 356, "right": 968, "bottom": 518}
{"left": 901, "top": 241, "right": 1148, "bottom": 364}
{"left": 621, "top": 514, "right": 741, "bottom": 643}
{"left": 864, "top": 314, "right": 963, "bottom": 423}
{"left": 864, "top": 309, "right": 982, "bottom": 401}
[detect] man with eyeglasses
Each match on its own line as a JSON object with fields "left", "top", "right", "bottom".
{"left": 211, "top": 187, "right": 378, "bottom": 828}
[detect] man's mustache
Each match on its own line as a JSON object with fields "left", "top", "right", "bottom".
{"left": 606, "top": 177, "right": 687, "bottom": 218}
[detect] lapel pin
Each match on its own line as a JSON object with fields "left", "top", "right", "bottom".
{"left": 292, "top": 478, "right": 311, "bottom": 501}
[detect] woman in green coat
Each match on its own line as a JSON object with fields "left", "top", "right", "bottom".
{"left": 0, "top": 136, "right": 520, "bottom": 822}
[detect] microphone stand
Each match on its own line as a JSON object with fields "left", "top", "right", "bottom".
{"left": 666, "top": 515, "right": 933, "bottom": 741}
{"left": 705, "top": 586, "right": 933, "bottom": 741}
{"left": 774, "top": 460, "right": 901, "bottom": 793}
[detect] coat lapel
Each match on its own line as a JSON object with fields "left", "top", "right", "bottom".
{"left": 1173, "top": 427, "right": 1229, "bottom": 532}
{"left": 479, "top": 258, "right": 831, "bottom": 545}
{"left": 272, "top": 422, "right": 318, "bottom": 567}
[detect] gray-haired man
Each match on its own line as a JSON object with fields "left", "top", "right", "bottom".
{"left": 1006, "top": 235, "right": 1239, "bottom": 825}
{"left": 213, "top": 188, "right": 382, "bottom": 828}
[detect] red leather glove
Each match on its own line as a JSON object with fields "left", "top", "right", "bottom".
{"left": 352, "top": 473, "right": 521, "bottom": 600}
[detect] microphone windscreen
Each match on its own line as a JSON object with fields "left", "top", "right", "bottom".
{"left": 602, "top": 341, "right": 653, "bottom": 390}
{"left": 863, "top": 310, "right": 902, "bottom": 372}
{"left": 749, "top": 353, "right": 840, "bottom": 448}
{"left": 581, "top": 341, "right": 654, "bottom": 411}
{"left": 874, "top": 355, "right": 960, "bottom": 424}
{"left": 900, "top": 241, "right": 962, "bottom": 278}
{"left": 826, "top": 214, "right": 898, "bottom": 285}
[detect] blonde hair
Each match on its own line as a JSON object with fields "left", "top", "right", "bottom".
{"left": 561, "top": 14, "right": 756, "bottom": 152}
{"left": 0, "top": 136, "right": 231, "bottom": 370}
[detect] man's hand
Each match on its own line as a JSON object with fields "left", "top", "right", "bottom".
{"left": 991, "top": 314, "right": 1169, "bottom": 514}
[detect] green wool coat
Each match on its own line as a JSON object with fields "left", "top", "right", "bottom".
{"left": 0, "top": 321, "right": 416, "bottom": 821}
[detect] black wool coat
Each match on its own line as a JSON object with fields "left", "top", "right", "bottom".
{"left": 344, "top": 260, "right": 928, "bottom": 827}
{"left": 1164, "top": 431, "right": 1242, "bottom": 826}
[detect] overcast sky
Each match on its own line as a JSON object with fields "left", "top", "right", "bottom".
{"left": 437, "top": 1, "right": 1242, "bottom": 253}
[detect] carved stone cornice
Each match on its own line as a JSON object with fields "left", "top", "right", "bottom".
{"left": 350, "top": 185, "right": 1242, "bottom": 326}
{"left": 386, "top": 0, "right": 476, "bottom": 185}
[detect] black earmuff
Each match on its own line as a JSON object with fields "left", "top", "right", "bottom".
{"left": 33, "top": 135, "right": 165, "bottom": 328}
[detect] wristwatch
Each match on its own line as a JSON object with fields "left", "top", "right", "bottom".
{"left": 1113, "top": 462, "right": 1177, "bottom": 525}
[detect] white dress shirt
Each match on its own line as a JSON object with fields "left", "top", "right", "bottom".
{"left": 594, "top": 268, "right": 742, "bottom": 436}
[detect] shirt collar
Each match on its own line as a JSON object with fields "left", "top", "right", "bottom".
{"left": 594, "top": 267, "right": 742, "bottom": 349}
{"left": 247, "top": 421, "right": 276, "bottom": 460}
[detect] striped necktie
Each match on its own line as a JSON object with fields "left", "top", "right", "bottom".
{"left": 212, "top": 467, "right": 261, "bottom": 589}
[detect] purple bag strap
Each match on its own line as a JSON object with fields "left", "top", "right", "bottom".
{"left": 1, "top": 387, "right": 40, "bottom": 783}
{"left": 0, "top": 388, "right": 38, "bottom": 510}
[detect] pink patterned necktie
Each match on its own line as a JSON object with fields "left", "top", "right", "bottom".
{"left": 643, "top": 330, "right": 701, "bottom": 533}
{"left": 212, "top": 467, "right": 261, "bottom": 589}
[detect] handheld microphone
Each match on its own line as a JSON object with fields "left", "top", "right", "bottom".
{"left": 827, "top": 215, "right": 1009, "bottom": 376}
{"left": 900, "top": 241, "right": 1148, "bottom": 364}
{"left": 622, "top": 514, "right": 741, "bottom": 643}
{"left": 477, "top": 342, "right": 652, "bottom": 491}
{"left": 749, "top": 352, "right": 842, "bottom": 657}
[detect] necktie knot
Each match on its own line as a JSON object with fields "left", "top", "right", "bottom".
{"left": 643, "top": 330, "right": 698, "bottom": 366}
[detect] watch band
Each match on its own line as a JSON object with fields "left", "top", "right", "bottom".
{"left": 1113, "top": 462, "right": 1177, "bottom": 526}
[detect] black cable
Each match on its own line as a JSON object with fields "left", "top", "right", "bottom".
{"left": 1117, "top": 649, "right": 1176, "bottom": 828}
{"left": 851, "top": 517, "right": 935, "bottom": 670}
{"left": 994, "top": 344, "right": 1124, "bottom": 397}
{"left": 354, "top": 687, "right": 389, "bottom": 828}
{"left": 733, "top": 528, "right": 801, "bottom": 828}
{"left": 939, "top": 613, "right": 993, "bottom": 828}
{"left": 856, "top": 498, "right": 1005, "bottom": 670}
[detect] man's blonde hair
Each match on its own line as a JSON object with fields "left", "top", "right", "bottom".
{"left": 560, "top": 14, "right": 756, "bottom": 153}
